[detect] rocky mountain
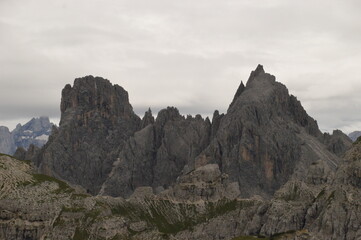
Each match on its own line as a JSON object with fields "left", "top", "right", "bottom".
{"left": 101, "top": 65, "right": 351, "bottom": 199}
{"left": 1, "top": 136, "right": 360, "bottom": 239}
{"left": 100, "top": 107, "right": 212, "bottom": 197}
{"left": 0, "top": 117, "right": 53, "bottom": 155}
{"left": 32, "top": 76, "right": 141, "bottom": 194}
{"left": 21, "top": 66, "right": 352, "bottom": 199}
{"left": 8, "top": 65, "right": 359, "bottom": 239}
{"left": 348, "top": 131, "right": 361, "bottom": 142}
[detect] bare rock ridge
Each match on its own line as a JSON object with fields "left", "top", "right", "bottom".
{"left": 27, "top": 66, "right": 351, "bottom": 199}
{"left": 32, "top": 76, "right": 141, "bottom": 194}
{"left": 100, "top": 107, "right": 212, "bottom": 197}
{"left": 3, "top": 65, "right": 359, "bottom": 240}
{"left": 165, "top": 64, "right": 350, "bottom": 198}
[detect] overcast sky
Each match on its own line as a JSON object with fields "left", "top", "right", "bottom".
{"left": 0, "top": 0, "right": 360, "bottom": 133}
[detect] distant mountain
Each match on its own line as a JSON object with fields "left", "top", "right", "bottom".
{"left": 0, "top": 117, "right": 53, "bottom": 155}
{"left": 0, "top": 126, "right": 14, "bottom": 155}
{"left": 348, "top": 131, "right": 361, "bottom": 142}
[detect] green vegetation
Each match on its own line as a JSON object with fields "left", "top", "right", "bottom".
{"left": 353, "top": 136, "right": 361, "bottom": 145}
{"left": 270, "top": 230, "right": 297, "bottom": 239}
{"left": 232, "top": 230, "right": 302, "bottom": 240}
{"left": 62, "top": 206, "right": 86, "bottom": 213}
{"left": 111, "top": 198, "right": 255, "bottom": 235}
{"left": 282, "top": 184, "right": 300, "bottom": 201}
{"left": 73, "top": 227, "right": 90, "bottom": 240}
{"left": 31, "top": 173, "right": 74, "bottom": 194}
{"left": 0, "top": 153, "right": 14, "bottom": 158}
{"left": 84, "top": 209, "right": 101, "bottom": 224}
{"left": 316, "top": 188, "right": 326, "bottom": 199}
{"left": 0, "top": 162, "right": 6, "bottom": 169}
{"left": 232, "top": 236, "right": 269, "bottom": 240}
{"left": 0, "top": 153, "right": 31, "bottom": 165}
{"left": 326, "top": 190, "right": 336, "bottom": 203}
{"left": 53, "top": 215, "right": 65, "bottom": 227}
{"left": 70, "top": 193, "right": 89, "bottom": 199}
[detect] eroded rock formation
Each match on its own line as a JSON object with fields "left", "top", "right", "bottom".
{"left": 33, "top": 76, "right": 141, "bottom": 194}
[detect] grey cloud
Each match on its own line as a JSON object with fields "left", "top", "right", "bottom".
{"left": 0, "top": 0, "right": 360, "bottom": 133}
{"left": 0, "top": 104, "right": 59, "bottom": 121}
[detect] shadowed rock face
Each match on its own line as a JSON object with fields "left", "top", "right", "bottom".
{"left": 323, "top": 129, "right": 352, "bottom": 157}
{"left": 101, "top": 107, "right": 212, "bottom": 197}
{"left": 33, "top": 76, "right": 141, "bottom": 194}
{"left": 185, "top": 65, "right": 347, "bottom": 198}
{"left": 101, "top": 65, "right": 350, "bottom": 198}
{"left": 4, "top": 66, "right": 358, "bottom": 240}
{"left": 30, "top": 66, "right": 351, "bottom": 199}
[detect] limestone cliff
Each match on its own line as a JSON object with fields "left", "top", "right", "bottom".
{"left": 101, "top": 107, "right": 212, "bottom": 197}
{"left": 33, "top": 76, "right": 141, "bottom": 194}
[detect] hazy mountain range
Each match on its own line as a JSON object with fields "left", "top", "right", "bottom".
{"left": 348, "top": 131, "right": 361, "bottom": 142}
{"left": 0, "top": 117, "right": 53, "bottom": 155}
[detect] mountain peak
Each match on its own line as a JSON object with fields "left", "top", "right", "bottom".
{"left": 255, "top": 64, "right": 265, "bottom": 74}
{"left": 229, "top": 81, "right": 245, "bottom": 109}
{"left": 141, "top": 108, "right": 155, "bottom": 128}
{"left": 60, "top": 76, "right": 136, "bottom": 127}
{"left": 250, "top": 64, "right": 265, "bottom": 79}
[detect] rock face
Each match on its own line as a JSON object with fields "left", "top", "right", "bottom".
{"left": 13, "top": 144, "right": 41, "bottom": 161}
{"left": 30, "top": 66, "right": 351, "bottom": 199}
{"left": 0, "top": 117, "right": 53, "bottom": 155}
{"left": 181, "top": 65, "right": 347, "bottom": 198}
{"left": 1, "top": 139, "right": 360, "bottom": 240}
{"left": 323, "top": 129, "right": 352, "bottom": 157}
{"left": 1, "top": 65, "right": 359, "bottom": 240}
{"left": 159, "top": 164, "right": 241, "bottom": 202}
{"left": 33, "top": 76, "right": 141, "bottom": 194}
{"left": 100, "top": 107, "right": 212, "bottom": 197}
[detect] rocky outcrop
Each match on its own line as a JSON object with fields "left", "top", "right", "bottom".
{"left": 33, "top": 76, "right": 141, "bottom": 194}
{"left": 182, "top": 65, "right": 342, "bottom": 199}
{"left": 323, "top": 129, "right": 352, "bottom": 157}
{"left": 140, "top": 108, "right": 155, "bottom": 129}
{"left": 0, "top": 117, "right": 52, "bottom": 155}
{"left": 0, "top": 154, "right": 258, "bottom": 240}
{"left": 99, "top": 65, "right": 351, "bottom": 199}
{"left": 13, "top": 144, "right": 41, "bottom": 161}
{"left": 2, "top": 148, "right": 361, "bottom": 240}
{"left": 100, "top": 107, "right": 212, "bottom": 197}
{"left": 159, "top": 164, "right": 241, "bottom": 202}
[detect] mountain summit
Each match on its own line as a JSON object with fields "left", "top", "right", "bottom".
{"left": 33, "top": 76, "right": 141, "bottom": 194}
{"left": 6, "top": 66, "right": 359, "bottom": 240}
{"left": 25, "top": 66, "right": 352, "bottom": 199}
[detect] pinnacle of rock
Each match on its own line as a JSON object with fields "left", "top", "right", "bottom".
{"left": 229, "top": 81, "right": 245, "bottom": 109}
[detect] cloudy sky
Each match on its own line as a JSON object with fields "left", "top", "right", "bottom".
{"left": 0, "top": 0, "right": 360, "bottom": 133}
